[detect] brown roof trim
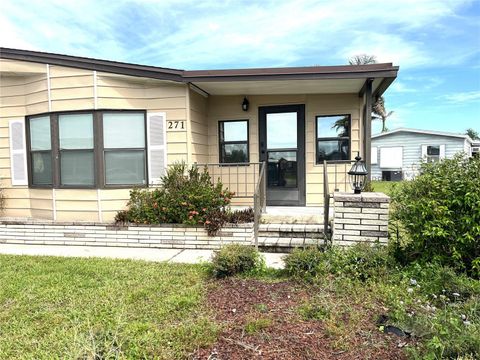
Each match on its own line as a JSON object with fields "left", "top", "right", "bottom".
{"left": 0, "top": 47, "right": 398, "bottom": 84}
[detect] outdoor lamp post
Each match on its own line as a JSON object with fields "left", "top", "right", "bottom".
{"left": 242, "top": 97, "right": 249, "bottom": 111}
{"left": 348, "top": 153, "right": 368, "bottom": 194}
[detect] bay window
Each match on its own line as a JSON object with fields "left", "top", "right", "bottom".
{"left": 27, "top": 110, "right": 147, "bottom": 188}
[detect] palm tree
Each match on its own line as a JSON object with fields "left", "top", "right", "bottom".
{"left": 332, "top": 115, "right": 349, "bottom": 137}
{"left": 348, "top": 54, "right": 393, "bottom": 133}
{"left": 372, "top": 96, "right": 393, "bottom": 133}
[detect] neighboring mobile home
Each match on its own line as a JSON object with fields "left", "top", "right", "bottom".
{"left": 0, "top": 48, "right": 398, "bottom": 222}
{"left": 371, "top": 128, "right": 474, "bottom": 181}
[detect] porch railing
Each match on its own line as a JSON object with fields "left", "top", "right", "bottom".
{"left": 194, "top": 162, "right": 267, "bottom": 248}
{"left": 322, "top": 160, "right": 356, "bottom": 241}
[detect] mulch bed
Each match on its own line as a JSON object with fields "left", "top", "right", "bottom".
{"left": 191, "top": 278, "right": 409, "bottom": 360}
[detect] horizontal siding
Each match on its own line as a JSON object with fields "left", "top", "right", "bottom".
{"left": 0, "top": 60, "right": 189, "bottom": 221}
{"left": 371, "top": 132, "right": 467, "bottom": 179}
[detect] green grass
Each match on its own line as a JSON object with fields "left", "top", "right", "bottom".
{"left": 0, "top": 255, "right": 218, "bottom": 359}
{"left": 371, "top": 180, "right": 398, "bottom": 195}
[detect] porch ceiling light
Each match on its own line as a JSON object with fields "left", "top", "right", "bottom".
{"left": 242, "top": 97, "right": 249, "bottom": 111}
{"left": 348, "top": 153, "right": 368, "bottom": 194}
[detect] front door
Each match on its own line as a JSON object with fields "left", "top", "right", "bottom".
{"left": 259, "top": 105, "right": 305, "bottom": 206}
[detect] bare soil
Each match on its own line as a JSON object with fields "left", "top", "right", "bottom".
{"left": 192, "top": 278, "right": 409, "bottom": 360}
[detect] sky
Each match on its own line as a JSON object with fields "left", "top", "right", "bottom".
{"left": 1, "top": 0, "right": 479, "bottom": 135}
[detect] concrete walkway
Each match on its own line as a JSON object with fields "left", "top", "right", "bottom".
{"left": 0, "top": 244, "right": 286, "bottom": 269}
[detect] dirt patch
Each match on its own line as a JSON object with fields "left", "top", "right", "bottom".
{"left": 191, "top": 278, "right": 408, "bottom": 360}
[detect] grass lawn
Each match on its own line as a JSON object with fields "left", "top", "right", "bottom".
{"left": 371, "top": 180, "right": 398, "bottom": 195}
{"left": 0, "top": 255, "right": 217, "bottom": 359}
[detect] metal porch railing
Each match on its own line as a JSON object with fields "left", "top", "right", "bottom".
{"left": 194, "top": 162, "right": 266, "bottom": 248}
{"left": 322, "top": 159, "right": 356, "bottom": 242}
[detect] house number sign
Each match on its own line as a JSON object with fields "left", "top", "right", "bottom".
{"left": 167, "top": 120, "right": 185, "bottom": 131}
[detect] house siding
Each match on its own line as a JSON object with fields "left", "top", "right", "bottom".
{"left": 207, "top": 94, "right": 362, "bottom": 206}
{"left": 1, "top": 59, "right": 188, "bottom": 222}
{"left": 371, "top": 132, "right": 469, "bottom": 180}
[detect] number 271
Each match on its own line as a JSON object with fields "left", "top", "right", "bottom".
{"left": 168, "top": 121, "right": 184, "bottom": 129}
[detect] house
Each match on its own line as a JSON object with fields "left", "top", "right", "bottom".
{"left": 371, "top": 128, "right": 474, "bottom": 181}
{"left": 0, "top": 48, "right": 398, "bottom": 222}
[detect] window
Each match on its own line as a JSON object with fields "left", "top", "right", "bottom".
{"left": 103, "top": 113, "right": 146, "bottom": 185}
{"left": 426, "top": 145, "right": 440, "bottom": 163}
{"left": 27, "top": 110, "right": 147, "bottom": 188}
{"left": 219, "top": 120, "right": 249, "bottom": 163}
{"left": 29, "top": 116, "right": 52, "bottom": 185}
{"left": 316, "top": 115, "right": 350, "bottom": 163}
{"left": 59, "top": 113, "right": 94, "bottom": 186}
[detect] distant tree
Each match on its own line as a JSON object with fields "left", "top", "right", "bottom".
{"left": 348, "top": 54, "right": 393, "bottom": 133}
{"left": 465, "top": 128, "right": 480, "bottom": 140}
{"left": 332, "top": 115, "right": 349, "bottom": 137}
{"left": 348, "top": 54, "right": 377, "bottom": 65}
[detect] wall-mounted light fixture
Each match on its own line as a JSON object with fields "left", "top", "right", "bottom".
{"left": 242, "top": 97, "right": 249, "bottom": 112}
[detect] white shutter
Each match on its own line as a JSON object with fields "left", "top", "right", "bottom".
{"left": 439, "top": 145, "right": 446, "bottom": 160}
{"left": 371, "top": 146, "right": 378, "bottom": 164}
{"left": 421, "top": 145, "right": 427, "bottom": 159}
{"left": 147, "top": 112, "right": 167, "bottom": 185}
{"left": 9, "top": 119, "right": 28, "bottom": 186}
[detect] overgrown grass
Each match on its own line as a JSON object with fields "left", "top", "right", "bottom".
{"left": 0, "top": 255, "right": 218, "bottom": 359}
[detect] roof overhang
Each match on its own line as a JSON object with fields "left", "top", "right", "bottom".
{"left": 372, "top": 128, "right": 472, "bottom": 142}
{"left": 1, "top": 47, "right": 398, "bottom": 96}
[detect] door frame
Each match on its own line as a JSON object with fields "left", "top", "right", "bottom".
{"left": 258, "top": 104, "right": 306, "bottom": 206}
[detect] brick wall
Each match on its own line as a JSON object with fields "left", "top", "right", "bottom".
{"left": 332, "top": 192, "right": 389, "bottom": 246}
{"left": 0, "top": 221, "right": 254, "bottom": 250}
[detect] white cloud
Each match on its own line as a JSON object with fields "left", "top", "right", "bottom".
{"left": 441, "top": 91, "right": 480, "bottom": 104}
{"left": 0, "top": 0, "right": 475, "bottom": 69}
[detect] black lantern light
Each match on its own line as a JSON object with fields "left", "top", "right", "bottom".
{"left": 242, "top": 97, "right": 249, "bottom": 111}
{"left": 348, "top": 153, "right": 368, "bottom": 194}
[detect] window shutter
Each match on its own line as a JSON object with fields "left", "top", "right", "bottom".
{"left": 439, "top": 144, "right": 446, "bottom": 160}
{"left": 147, "top": 112, "right": 167, "bottom": 185}
{"left": 9, "top": 119, "right": 28, "bottom": 186}
{"left": 421, "top": 145, "right": 427, "bottom": 159}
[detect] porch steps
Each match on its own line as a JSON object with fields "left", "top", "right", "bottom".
{"left": 257, "top": 223, "right": 326, "bottom": 252}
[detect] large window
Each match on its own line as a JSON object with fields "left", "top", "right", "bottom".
{"left": 219, "top": 120, "right": 249, "bottom": 163}
{"left": 315, "top": 115, "right": 350, "bottom": 163}
{"left": 27, "top": 111, "right": 147, "bottom": 188}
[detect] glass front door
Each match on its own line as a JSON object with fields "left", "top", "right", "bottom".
{"left": 259, "top": 105, "right": 305, "bottom": 206}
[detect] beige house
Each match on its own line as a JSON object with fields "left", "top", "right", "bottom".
{"left": 0, "top": 48, "right": 398, "bottom": 223}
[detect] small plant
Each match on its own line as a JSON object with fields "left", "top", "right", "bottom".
{"left": 209, "top": 244, "right": 263, "bottom": 278}
{"left": 284, "top": 244, "right": 390, "bottom": 281}
{"left": 284, "top": 246, "right": 324, "bottom": 279}
{"left": 244, "top": 316, "right": 272, "bottom": 334}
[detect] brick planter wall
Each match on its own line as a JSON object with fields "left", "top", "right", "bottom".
{"left": 0, "top": 221, "right": 254, "bottom": 250}
{"left": 332, "top": 192, "right": 390, "bottom": 246}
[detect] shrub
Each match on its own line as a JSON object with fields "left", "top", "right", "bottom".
{"left": 115, "top": 163, "right": 233, "bottom": 229}
{"left": 204, "top": 208, "right": 254, "bottom": 236}
{"left": 389, "top": 154, "right": 480, "bottom": 277}
{"left": 209, "top": 244, "right": 263, "bottom": 278}
{"left": 284, "top": 243, "right": 390, "bottom": 281}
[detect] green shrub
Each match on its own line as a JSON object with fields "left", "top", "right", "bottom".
{"left": 390, "top": 154, "right": 480, "bottom": 277}
{"left": 284, "top": 246, "right": 324, "bottom": 279}
{"left": 284, "top": 243, "right": 390, "bottom": 281}
{"left": 115, "top": 163, "right": 233, "bottom": 228}
{"left": 209, "top": 244, "right": 263, "bottom": 278}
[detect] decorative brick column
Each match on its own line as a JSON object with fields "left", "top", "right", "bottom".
{"left": 332, "top": 192, "right": 390, "bottom": 246}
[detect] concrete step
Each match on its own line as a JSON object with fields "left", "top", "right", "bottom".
{"left": 257, "top": 236, "right": 326, "bottom": 251}
{"left": 258, "top": 223, "right": 325, "bottom": 239}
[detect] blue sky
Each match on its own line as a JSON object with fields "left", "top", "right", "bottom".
{"left": 1, "top": 0, "right": 479, "bottom": 135}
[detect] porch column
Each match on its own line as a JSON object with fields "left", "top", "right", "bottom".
{"left": 363, "top": 78, "right": 374, "bottom": 181}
